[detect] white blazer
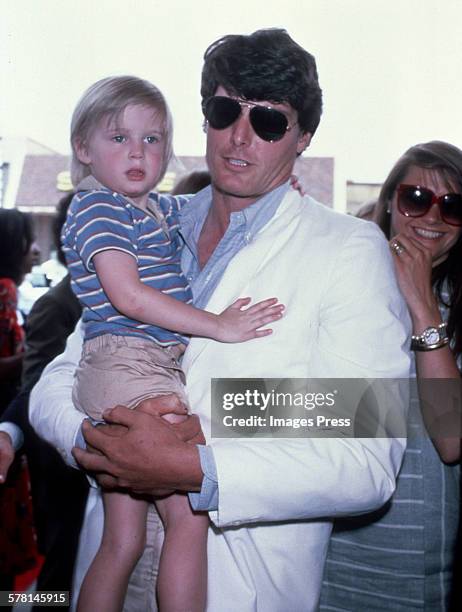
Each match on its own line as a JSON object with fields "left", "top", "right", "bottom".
{"left": 182, "top": 190, "right": 410, "bottom": 610}
{"left": 30, "top": 189, "right": 410, "bottom": 611}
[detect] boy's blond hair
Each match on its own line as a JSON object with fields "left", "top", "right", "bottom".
{"left": 70, "top": 75, "right": 173, "bottom": 186}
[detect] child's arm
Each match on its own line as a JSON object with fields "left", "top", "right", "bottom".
{"left": 93, "top": 250, "right": 284, "bottom": 342}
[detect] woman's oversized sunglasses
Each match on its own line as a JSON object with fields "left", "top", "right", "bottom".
{"left": 397, "top": 184, "right": 462, "bottom": 227}
{"left": 203, "top": 96, "right": 293, "bottom": 143}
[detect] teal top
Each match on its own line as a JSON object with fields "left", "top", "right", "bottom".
{"left": 320, "top": 291, "right": 460, "bottom": 611}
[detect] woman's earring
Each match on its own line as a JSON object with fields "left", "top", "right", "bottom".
{"left": 386, "top": 202, "right": 391, "bottom": 214}
{"left": 202, "top": 120, "right": 208, "bottom": 134}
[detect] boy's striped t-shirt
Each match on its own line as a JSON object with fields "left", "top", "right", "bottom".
{"left": 62, "top": 187, "right": 192, "bottom": 346}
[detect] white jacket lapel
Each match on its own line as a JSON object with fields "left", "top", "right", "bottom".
{"left": 183, "top": 189, "right": 305, "bottom": 372}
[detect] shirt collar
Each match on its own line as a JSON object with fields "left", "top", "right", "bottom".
{"left": 179, "top": 181, "right": 290, "bottom": 244}
{"left": 75, "top": 175, "right": 166, "bottom": 227}
{"left": 76, "top": 175, "right": 104, "bottom": 192}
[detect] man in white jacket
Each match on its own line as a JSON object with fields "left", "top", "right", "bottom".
{"left": 30, "top": 29, "right": 410, "bottom": 611}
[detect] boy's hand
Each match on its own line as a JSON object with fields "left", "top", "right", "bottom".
{"left": 136, "top": 394, "right": 189, "bottom": 425}
{"left": 290, "top": 174, "right": 306, "bottom": 196}
{"left": 216, "top": 297, "right": 284, "bottom": 342}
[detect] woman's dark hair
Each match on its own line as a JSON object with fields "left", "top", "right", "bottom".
{"left": 53, "top": 192, "right": 75, "bottom": 265}
{"left": 0, "top": 209, "right": 34, "bottom": 284}
{"left": 201, "top": 28, "right": 322, "bottom": 136}
{"left": 374, "top": 141, "right": 462, "bottom": 358}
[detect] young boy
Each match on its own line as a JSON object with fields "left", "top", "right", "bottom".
{"left": 63, "top": 75, "right": 283, "bottom": 612}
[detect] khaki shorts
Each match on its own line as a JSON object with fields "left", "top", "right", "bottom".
{"left": 72, "top": 334, "right": 188, "bottom": 420}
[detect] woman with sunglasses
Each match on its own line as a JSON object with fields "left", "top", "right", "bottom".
{"left": 320, "top": 141, "right": 461, "bottom": 611}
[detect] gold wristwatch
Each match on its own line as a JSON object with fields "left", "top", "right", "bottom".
{"left": 410, "top": 322, "right": 448, "bottom": 351}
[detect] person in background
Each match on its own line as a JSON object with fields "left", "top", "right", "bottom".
{"left": 0, "top": 209, "right": 35, "bottom": 410}
{"left": 321, "top": 140, "right": 461, "bottom": 611}
{"left": 0, "top": 209, "right": 38, "bottom": 601}
{"left": 0, "top": 196, "right": 87, "bottom": 608}
{"left": 355, "top": 199, "right": 376, "bottom": 221}
{"left": 171, "top": 170, "right": 211, "bottom": 195}
{"left": 21, "top": 193, "right": 82, "bottom": 391}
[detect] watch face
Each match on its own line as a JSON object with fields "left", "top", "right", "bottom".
{"left": 423, "top": 327, "right": 439, "bottom": 345}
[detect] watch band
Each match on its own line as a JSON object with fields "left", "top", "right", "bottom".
{"left": 411, "top": 322, "right": 449, "bottom": 351}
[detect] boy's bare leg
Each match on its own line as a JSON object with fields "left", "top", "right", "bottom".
{"left": 77, "top": 491, "right": 148, "bottom": 612}
{"left": 156, "top": 493, "right": 208, "bottom": 612}
{"left": 141, "top": 395, "right": 208, "bottom": 610}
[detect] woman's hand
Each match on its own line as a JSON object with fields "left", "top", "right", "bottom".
{"left": 389, "top": 233, "right": 440, "bottom": 326}
{"left": 390, "top": 233, "right": 461, "bottom": 463}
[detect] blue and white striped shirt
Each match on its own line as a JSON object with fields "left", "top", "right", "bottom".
{"left": 62, "top": 177, "right": 192, "bottom": 346}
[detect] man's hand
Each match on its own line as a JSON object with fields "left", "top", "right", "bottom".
{"left": 85, "top": 395, "right": 195, "bottom": 459}
{"left": 0, "top": 431, "right": 15, "bottom": 483}
{"left": 72, "top": 405, "right": 205, "bottom": 495}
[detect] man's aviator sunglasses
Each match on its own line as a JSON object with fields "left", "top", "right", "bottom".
{"left": 397, "top": 184, "right": 462, "bottom": 227}
{"left": 203, "top": 96, "right": 294, "bottom": 143}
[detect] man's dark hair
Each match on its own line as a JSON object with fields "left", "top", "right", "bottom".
{"left": 201, "top": 28, "right": 322, "bottom": 135}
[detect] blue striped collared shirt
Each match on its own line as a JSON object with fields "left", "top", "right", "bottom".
{"left": 181, "top": 181, "right": 290, "bottom": 510}
{"left": 180, "top": 182, "right": 289, "bottom": 308}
